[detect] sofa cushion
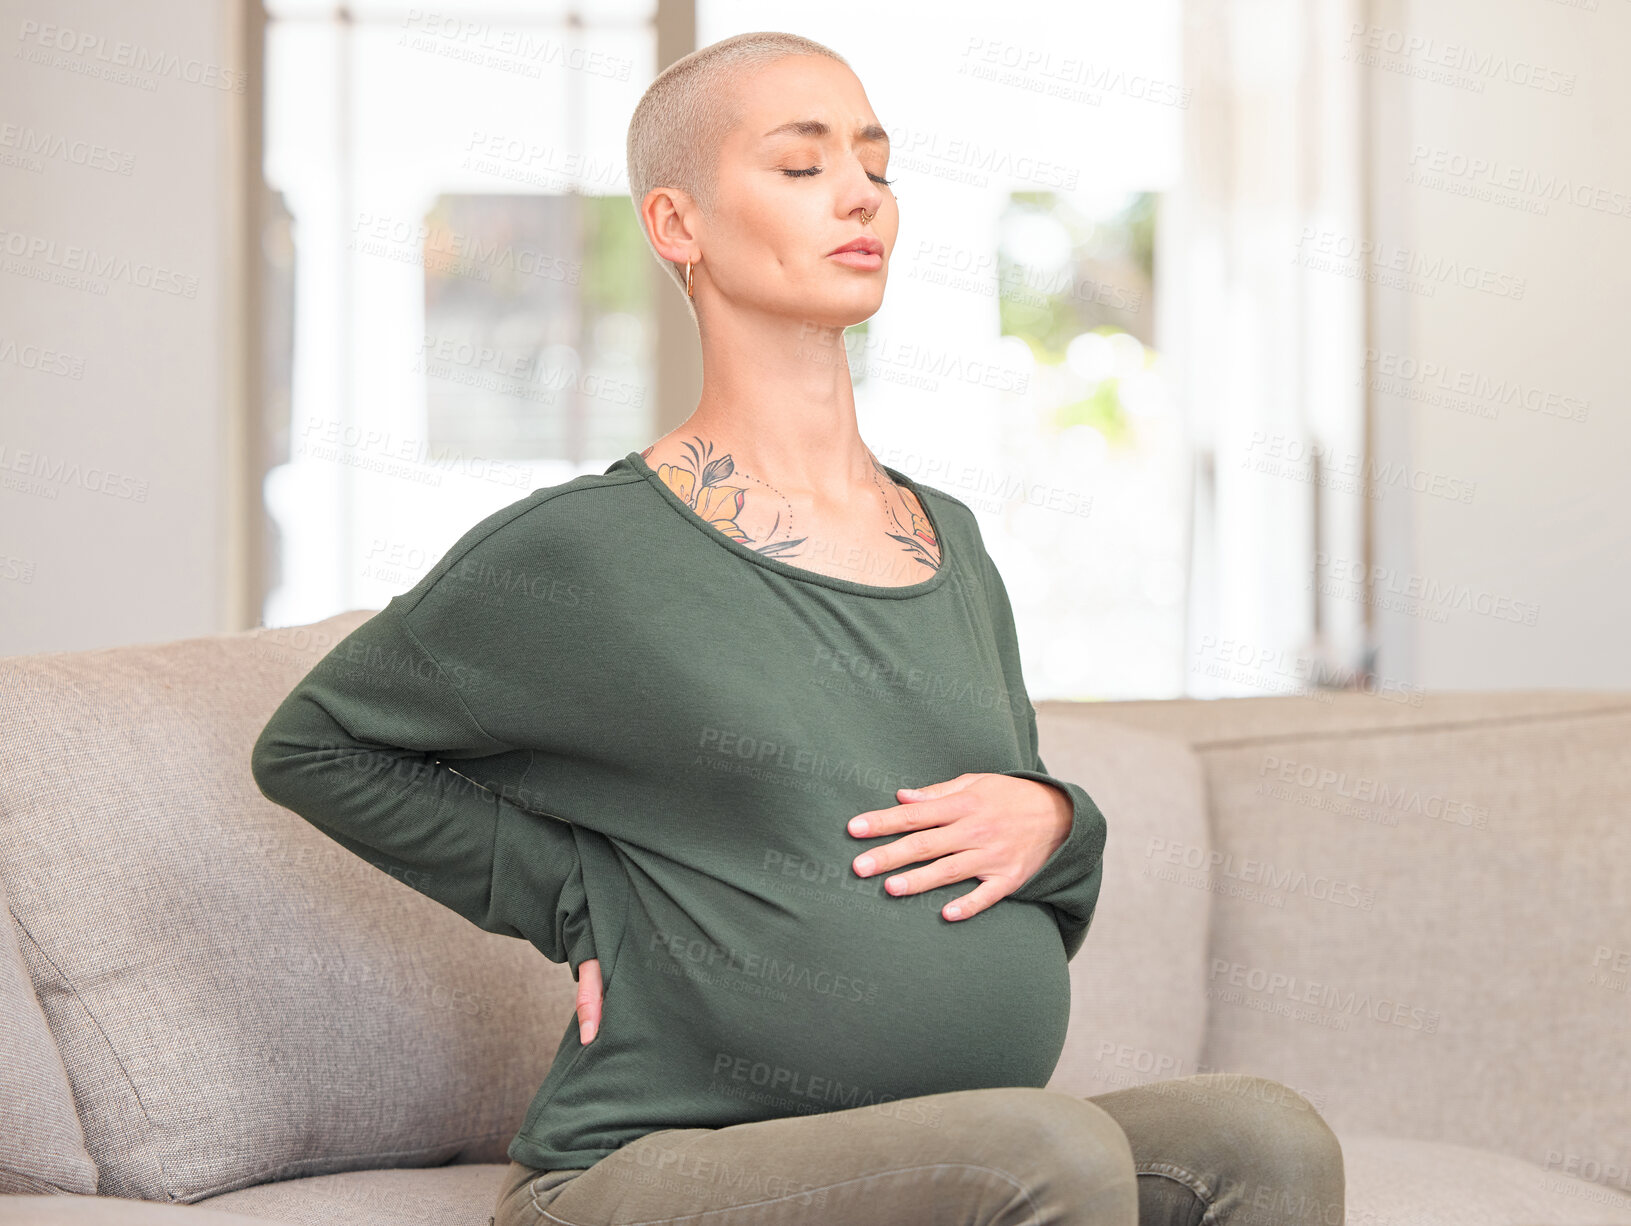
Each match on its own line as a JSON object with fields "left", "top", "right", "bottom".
{"left": 0, "top": 873, "right": 98, "bottom": 1195}
{"left": 1110, "top": 692, "right": 1631, "bottom": 1198}
{"left": 0, "top": 1199, "right": 277, "bottom": 1226}
{"left": 200, "top": 1161, "right": 508, "bottom": 1226}
{"left": 0, "top": 613, "right": 584, "bottom": 1203}
{"left": 0, "top": 1196, "right": 277, "bottom": 1225}
{"left": 1035, "top": 710, "right": 1212, "bottom": 1098}
{"left": 1340, "top": 1131, "right": 1631, "bottom": 1225}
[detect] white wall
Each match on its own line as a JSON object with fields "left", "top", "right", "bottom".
{"left": 0, "top": 0, "right": 252, "bottom": 655}
{"left": 1370, "top": 0, "right": 1630, "bottom": 688}
{"left": 3, "top": 0, "right": 1624, "bottom": 687}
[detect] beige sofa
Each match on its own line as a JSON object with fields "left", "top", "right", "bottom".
{"left": 2, "top": 611, "right": 1629, "bottom": 1226}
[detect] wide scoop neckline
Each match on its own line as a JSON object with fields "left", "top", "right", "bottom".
{"left": 615, "top": 449, "right": 953, "bottom": 600}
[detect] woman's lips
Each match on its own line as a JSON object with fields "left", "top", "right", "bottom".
{"left": 828, "top": 249, "right": 884, "bottom": 270}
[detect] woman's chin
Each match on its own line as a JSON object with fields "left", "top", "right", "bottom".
{"left": 791, "top": 285, "right": 888, "bottom": 330}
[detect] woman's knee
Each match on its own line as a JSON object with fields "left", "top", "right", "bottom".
{"left": 1227, "top": 1076, "right": 1343, "bottom": 1167}
{"left": 1195, "top": 1075, "right": 1345, "bottom": 1226}
{"left": 1091, "top": 1072, "right": 1344, "bottom": 1225}
{"left": 492, "top": 1161, "right": 588, "bottom": 1226}
{"left": 973, "top": 1088, "right": 1140, "bottom": 1194}
{"left": 937, "top": 1088, "right": 1136, "bottom": 1226}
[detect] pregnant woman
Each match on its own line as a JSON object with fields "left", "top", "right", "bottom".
{"left": 251, "top": 31, "right": 1345, "bottom": 1226}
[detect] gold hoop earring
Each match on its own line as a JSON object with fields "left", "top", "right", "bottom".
{"left": 685, "top": 259, "right": 694, "bottom": 298}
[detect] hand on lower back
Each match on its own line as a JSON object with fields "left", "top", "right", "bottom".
{"left": 576, "top": 957, "right": 602, "bottom": 1044}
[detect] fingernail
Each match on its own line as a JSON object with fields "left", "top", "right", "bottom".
{"left": 945, "top": 903, "right": 962, "bottom": 919}
{"left": 886, "top": 875, "right": 906, "bottom": 893}
{"left": 850, "top": 817, "right": 869, "bottom": 835}
{"left": 855, "top": 855, "right": 874, "bottom": 874}
{"left": 581, "top": 1020, "right": 597, "bottom": 1044}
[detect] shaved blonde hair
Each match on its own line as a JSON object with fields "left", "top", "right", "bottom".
{"left": 625, "top": 31, "right": 851, "bottom": 326}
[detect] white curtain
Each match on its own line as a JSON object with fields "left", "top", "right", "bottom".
{"left": 1167, "top": 0, "right": 1370, "bottom": 697}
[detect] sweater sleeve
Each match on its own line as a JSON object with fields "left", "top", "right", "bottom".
{"left": 1000, "top": 708, "right": 1107, "bottom": 962}
{"left": 249, "top": 594, "right": 598, "bottom": 978}
{"left": 974, "top": 533, "right": 1108, "bottom": 963}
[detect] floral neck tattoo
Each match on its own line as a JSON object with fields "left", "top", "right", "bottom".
{"left": 639, "top": 435, "right": 941, "bottom": 582}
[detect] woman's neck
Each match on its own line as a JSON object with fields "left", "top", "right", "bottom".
{"left": 688, "top": 318, "right": 876, "bottom": 502}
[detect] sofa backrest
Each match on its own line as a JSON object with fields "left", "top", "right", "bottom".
{"left": 0, "top": 870, "right": 97, "bottom": 1196}
{"left": 1097, "top": 690, "right": 1631, "bottom": 1196}
{"left": 15, "top": 610, "right": 1617, "bottom": 1198}
{"left": 1035, "top": 711, "right": 1213, "bottom": 1099}
{"left": 0, "top": 612, "right": 583, "bottom": 1204}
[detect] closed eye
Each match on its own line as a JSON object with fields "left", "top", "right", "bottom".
{"left": 782, "top": 166, "right": 896, "bottom": 186}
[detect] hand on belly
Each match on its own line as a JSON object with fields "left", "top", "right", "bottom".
{"left": 847, "top": 773, "right": 1072, "bottom": 920}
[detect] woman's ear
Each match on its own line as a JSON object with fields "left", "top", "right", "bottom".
{"left": 643, "top": 185, "right": 700, "bottom": 265}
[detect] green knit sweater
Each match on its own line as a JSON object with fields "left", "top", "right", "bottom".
{"left": 250, "top": 450, "right": 1108, "bottom": 1173}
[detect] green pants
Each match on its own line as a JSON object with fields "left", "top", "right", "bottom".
{"left": 492, "top": 1073, "right": 1344, "bottom": 1225}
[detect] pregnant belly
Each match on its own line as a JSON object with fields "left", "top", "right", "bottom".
{"left": 612, "top": 870, "right": 1073, "bottom": 1123}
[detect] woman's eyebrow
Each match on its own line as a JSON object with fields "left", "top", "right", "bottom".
{"left": 760, "top": 119, "right": 889, "bottom": 148}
